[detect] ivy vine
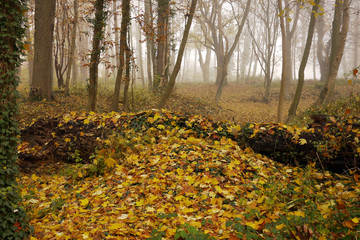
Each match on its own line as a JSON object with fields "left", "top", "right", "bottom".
{"left": 0, "top": 0, "right": 30, "bottom": 239}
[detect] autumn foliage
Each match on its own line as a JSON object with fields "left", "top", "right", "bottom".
{"left": 18, "top": 109, "right": 360, "bottom": 239}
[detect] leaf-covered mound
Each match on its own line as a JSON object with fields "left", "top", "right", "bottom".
{"left": 19, "top": 109, "right": 360, "bottom": 174}
{"left": 18, "top": 110, "right": 237, "bottom": 172}
{"left": 18, "top": 110, "right": 360, "bottom": 239}
{"left": 21, "top": 126, "right": 360, "bottom": 239}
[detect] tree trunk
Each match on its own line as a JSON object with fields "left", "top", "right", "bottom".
{"left": 113, "top": 0, "right": 120, "bottom": 68}
{"left": 144, "top": 0, "right": 154, "bottom": 90}
{"left": 157, "top": 0, "right": 197, "bottom": 108}
{"left": 79, "top": 22, "right": 89, "bottom": 81}
{"left": 111, "top": 0, "right": 131, "bottom": 111}
{"left": 277, "top": 0, "right": 287, "bottom": 123}
{"left": 154, "top": 0, "right": 170, "bottom": 90}
{"left": 123, "top": 46, "right": 131, "bottom": 111}
{"left": 316, "top": 13, "right": 329, "bottom": 83}
{"left": 136, "top": 14, "right": 145, "bottom": 87}
{"left": 312, "top": 35, "right": 317, "bottom": 80}
{"left": 87, "top": 0, "right": 105, "bottom": 111}
{"left": 0, "top": 1, "right": 30, "bottom": 237}
{"left": 25, "top": 10, "right": 34, "bottom": 84}
{"left": 283, "top": 1, "right": 300, "bottom": 100}
{"left": 315, "top": 0, "right": 350, "bottom": 106}
{"left": 198, "top": 47, "right": 211, "bottom": 82}
{"left": 236, "top": 40, "right": 240, "bottom": 83}
{"left": 30, "top": 0, "right": 56, "bottom": 101}
{"left": 287, "top": 0, "right": 319, "bottom": 122}
{"left": 192, "top": 49, "right": 197, "bottom": 82}
{"left": 65, "top": 0, "right": 78, "bottom": 96}
{"left": 354, "top": 12, "right": 359, "bottom": 67}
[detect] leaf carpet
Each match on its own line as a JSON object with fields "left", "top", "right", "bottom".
{"left": 19, "top": 110, "right": 360, "bottom": 239}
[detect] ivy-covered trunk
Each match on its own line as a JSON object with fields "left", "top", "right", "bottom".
{"left": 0, "top": 0, "right": 29, "bottom": 238}
{"left": 87, "top": 0, "right": 105, "bottom": 111}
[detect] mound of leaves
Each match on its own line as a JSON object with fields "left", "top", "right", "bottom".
{"left": 18, "top": 110, "right": 238, "bottom": 172}
{"left": 20, "top": 120, "right": 360, "bottom": 239}
{"left": 19, "top": 109, "right": 360, "bottom": 174}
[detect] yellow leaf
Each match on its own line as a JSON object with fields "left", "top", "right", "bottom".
{"left": 190, "top": 221, "right": 202, "bottom": 228}
{"left": 183, "top": 208, "right": 195, "bottom": 213}
{"left": 175, "top": 195, "right": 185, "bottom": 201}
{"left": 245, "top": 221, "right": 261, "bottom": 230}
{"left": 299, "top": 138, "right": 307, "bottom": 145}
{"left": 84, "top": 118, "right": 90, "bottom": 124}
{"left": 109, "top": 223, "right": 123, "bottom": 230}
{"left": 82, "top": 233, "right": 89, "bottom": 239}
{"left": 276, "top": 223, "right": 286, "bottom": 230}
{"left": 136, "top": 199, "right": 144, "bottom": 206}
{"left": 104, "top": 157, "right": 117, "bottom": 168}
{"left": 215, "top": 185, "right": 223, "bottom": 193}
{"left": 293, "top": 210, "right": 305, "bottom": 218}
{"left": 157, "top": 124, "right": 165, "bottom": 130}
{"left": 348, "top": 79, "right": 352, "bottom": 85}
{"left": 30, "top": 174, "right": 39, "bottom": 182}
{"left": 65, "top": 138, "right": 71, "bottom": 143}
{"left": 146, "top": 206, "right": 155, "bottom": 212}
{"left": 352, "top": 217, "right": 359, "bottom": 224}
{"left": 80, "top": 199, "right": 89, "bottom": 207}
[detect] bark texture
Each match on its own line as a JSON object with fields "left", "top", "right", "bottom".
{"left": 87, "top": 0, "right": 105, "bottom": 111}
{"left": 30, "top": 0, "right": 56, "bottom": 101}
{"left": 315, "top": 0, "right": 350, "bottom": 106}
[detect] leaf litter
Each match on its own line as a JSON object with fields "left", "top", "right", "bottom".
{"left": 18, "top": 109, "right": 360, "bottom": 239}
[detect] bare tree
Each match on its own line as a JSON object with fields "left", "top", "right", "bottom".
{"left": 315, "top": 0, "right": 350, "bottom": 105}
{"left": 199, "top": 0, "right": 252, "bottom": 103}
{"left": 248, "top": 0, "right": 278, "bottom": 103}
{"left": 157, "top": 0, "right": 198, "bottom": 108}
{"left": 54, "top": 0, "right": 70, "bottom": 89}
{"left": 142, "top": 0, "right": 155, "bottom": 90}
{"left": 287, "top": 0, "right": 320, "bottom": 121}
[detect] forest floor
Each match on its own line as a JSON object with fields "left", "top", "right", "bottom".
{"left": 18, "top": 79, "right": 359, "bottom": 126}
{"left": 17, "top": 80, "right": 360, "bottom": 239}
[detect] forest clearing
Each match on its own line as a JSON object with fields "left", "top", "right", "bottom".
{"left": 1, "top": 0, "right": 360, "bottom": 239}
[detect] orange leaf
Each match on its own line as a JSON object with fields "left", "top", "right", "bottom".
{"left": 353, "top": 68, "right": 358, "bottom": 77}
{"left": 354, "top": 174, "right": 360, "bottom": 182}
